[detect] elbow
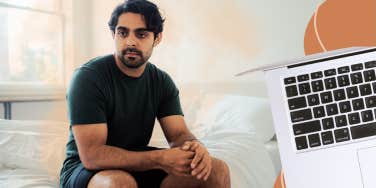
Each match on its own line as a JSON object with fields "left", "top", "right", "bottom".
{"left": 81, "top": 160, "right": 98, "bottom": 170}
{"left": 79, "top": 151, "right": 101, "bottom": 170}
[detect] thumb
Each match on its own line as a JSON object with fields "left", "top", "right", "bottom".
{"left": 181, "top": 141, "right": 192, "bottom": 150}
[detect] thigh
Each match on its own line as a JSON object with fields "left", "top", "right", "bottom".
{"left": 66, "top": 163, "right": 98, "bottom": 188}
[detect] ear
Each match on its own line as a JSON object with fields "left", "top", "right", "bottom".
{"left": 153, "top": 32, "right": 163, "bottom": 47}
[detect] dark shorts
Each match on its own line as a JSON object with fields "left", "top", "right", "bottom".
{"left": 66, "top": 147, "right": 168, "bottom": 188}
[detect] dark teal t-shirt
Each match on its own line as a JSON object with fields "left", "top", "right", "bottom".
{"left": 59, "top": 54, "right": 183, "bottom": 187}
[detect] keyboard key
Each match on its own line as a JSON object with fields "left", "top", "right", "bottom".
{"left": 351, "top": 122, "right": 376, "bottom": 140}
{"left": 311, "top": 71, "right": 323, "bottom": 79}
{"left": 298, "top": 83, "right": 311, "bottom": 95}
{"left": 291, "top": 109, "right": 313, "bottom": 123}
{"left": 326, "top": 103, "right": 338, "bottom": 116}
{"left": 307, "top": 94, "right": 320, "bottom": 106}
{"left": 308, "top": 133, "right": 321, "bottom": 147}
{"left": 335, "top": 115, "right": 348, "bottom": 127}
{"left": 320, "top": 91, "right": 333, "bottom": 103}
{"left": 285, "top": 85, "right": 298, "bottom": 97}
{"left": 365, "top": 61, "right": 376, "bottom": 69}
{"left": 365, "top": 96, "right": 376, "bottom": 108}
{"left": 333, "top": 89, "right": 346, "bottom": 101}
{"left": 352, "top": 98, "right": 365, "bottom": 111}
{"left": 350, "top": 72, "right": 363, "bottom": 85}
{"left": 363, "top": 69, "right": 376, "bottom": 82}
{"left": 311, "top": 80, "right": 324, "bottom": 92}
{"left": 324, "top": 77, "right": 337, "bottom": 90}
{"left": 288, "top": 96, "right": 307, "bottom": 110}
{"left": 373, "top": 82, "right": 376, "bottom": 93}
{"left": 339, "top": 101, "right": 352, "bottom": 113}
{"left": 338, "top": 75, "right": 350, "bottom": 87}
{"left": 361, "top": 110, "right": 374, "bottom": 122}
{"left": 321, "top": 131, "right": 334, "bottom": 145}
{"left": 322, "top": 117, "right": 335, "bottom": 130}
{"left": 297, "top": 74, "right": 309, "bottom": 82}
{"left": 351, "top": 63, "right": 363, "bottom": 71}
{"left": 313, "top": 106, "right": 326, "bottom": 118}
{"left": 324, "top": 69, "right": 336, "bottom": 77}
{"left": 284, "top": 77, "right": 296, "bottom": 85}
{"left": 293, "top": 120, "right": 321, "bottom": 135}
{"left": 359, "top": 83, "right": 372, "bottom": 96}
{"left": 295, "top": 136, "right": 308, "bottom": 150}
{"left": 334, "top": 128, "right": 350, "bottom": 142}
{"left": 338, "top": 66, "right": 350, "bottom": 74}
{"left": 346, "top": 86, "right": 359, "bottom": 98}
{"left": 348, "top": 112, "right": 360, "bottom": 125}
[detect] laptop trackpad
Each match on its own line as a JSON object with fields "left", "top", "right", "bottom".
{"left": 358, "top": 146, "right": 376, "bottom": 188}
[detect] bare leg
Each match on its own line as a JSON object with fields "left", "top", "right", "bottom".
{"left": 87, "top": 170, "right": 138, "bottom": 188}
{"left": 161, "top": 157, "right": 231, "bottom": 188}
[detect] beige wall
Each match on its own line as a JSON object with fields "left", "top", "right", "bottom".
{"left": 90, "top": 0, "right": 324, "bottom": 83}
{"left": 4, "top": 0, "right": 325, "bottom": 121}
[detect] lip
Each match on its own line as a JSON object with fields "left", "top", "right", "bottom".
{"left": 125, "top": 53, "right": 140, "bottom": 57}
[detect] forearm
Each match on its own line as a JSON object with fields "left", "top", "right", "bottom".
{"left": 82, "top": 145, "right": 162, "bottom": 171}
{"left": 169, "top": 130, "right": 197, "bottom": 148}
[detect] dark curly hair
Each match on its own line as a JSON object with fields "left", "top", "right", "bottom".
{"left": 108, "top": 0, "right": 165, "bottom": 38}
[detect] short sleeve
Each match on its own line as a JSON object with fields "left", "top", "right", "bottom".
{"left": 67, "top": 68, "right": 107, "bottom": 125}
{"left": 157, "top": 73, "right": 184, "bottom": 119}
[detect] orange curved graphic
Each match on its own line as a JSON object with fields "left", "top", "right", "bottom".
{"left": 304, "top": 0, "right": 376, "bottom": 55}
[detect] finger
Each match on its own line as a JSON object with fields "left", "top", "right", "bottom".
{"left": 197, "top": 156, "right": 211, "bottom": 180}
{"left": 191, "top": 158, "right": 206, "bottom": 176}
{"left": 191, "top": 150, "right": 204, "bottom": 168}
{"left": 181, "top": 141, "right": 192, "bottom": 151}
{"left": 197, "top": 165, "right": 209, "bottom": 180}
{"left": 204, "top": 161, "right": 212, "bottom": 181}
{"left": 189, "top": 142, "right": 200, "bottom": 151}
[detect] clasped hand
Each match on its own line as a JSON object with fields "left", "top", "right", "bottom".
{"left": 181, "top": 140, "right": 212, "bottom": 181}
{"left": 160, "top": 140, "right": 212, "bottom": 181}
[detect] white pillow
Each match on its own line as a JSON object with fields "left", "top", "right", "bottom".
{"left": 189, "top": 94, "right": 275, "bottom": 142}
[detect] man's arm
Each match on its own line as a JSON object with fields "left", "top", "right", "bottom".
{"left": 158, "top": 115, "right": 197, "bottom": 148}
{"left": 73, "top": 123, "right": 194, "bottom": 176}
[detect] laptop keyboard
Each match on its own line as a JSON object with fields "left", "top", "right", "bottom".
{"left": 284, "top": 60, "right": 376, "bottom": 151}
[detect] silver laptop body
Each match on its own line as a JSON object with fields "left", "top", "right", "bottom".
{"left": 245, "top": 47, "right": 376, "bottom": 188}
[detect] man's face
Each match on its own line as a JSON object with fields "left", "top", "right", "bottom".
{"left": 113, "top": 12, "right": 161, "bottom": 69}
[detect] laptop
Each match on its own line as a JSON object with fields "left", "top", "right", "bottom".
{"left": 237, "top": 47, "right": 376, "bottom": 188}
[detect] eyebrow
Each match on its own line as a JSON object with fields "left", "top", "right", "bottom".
{"left": 116, "top": 26, "right": 149, "bottom": 33}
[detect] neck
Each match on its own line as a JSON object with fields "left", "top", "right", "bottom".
{"left": 113, "top": 54, "right": 147, "bottom": 78}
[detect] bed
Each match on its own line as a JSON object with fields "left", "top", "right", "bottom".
{"left": 0, "top": 81, "right": 281, "bottom": 188}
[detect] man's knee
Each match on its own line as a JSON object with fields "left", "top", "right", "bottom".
{"left": 88, "top": 170, "right": 138, "bottom": 188}
{"left": 209, "top": 158, "right": 231, "bottom": 186}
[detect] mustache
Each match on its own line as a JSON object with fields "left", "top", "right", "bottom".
{"left": 122, "top": 48, "right": 142, "bottom": 55}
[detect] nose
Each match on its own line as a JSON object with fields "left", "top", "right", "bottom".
{"left": 125, "top": 34, "right": 137, "bottom": 47}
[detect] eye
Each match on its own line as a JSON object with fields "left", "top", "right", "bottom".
{"left": 117, "top": 30, "right": 127, "bottom": 38}
{"left": 136, "top": 31, "right": 148, "bottom": 39}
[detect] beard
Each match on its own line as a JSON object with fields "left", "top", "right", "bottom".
{"left": 118, "top": 48, "right": 149, "bottom": 69}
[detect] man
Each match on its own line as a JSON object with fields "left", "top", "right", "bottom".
{"left": 59, "top": 0, "right": 230, "bottom": 188}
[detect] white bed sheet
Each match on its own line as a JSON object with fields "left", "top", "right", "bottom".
{"left": 0, "top": 168, "right": 57, "bottom": 188}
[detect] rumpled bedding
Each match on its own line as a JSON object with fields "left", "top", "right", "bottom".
{"left": 0, "top": 119, "right": 277, "bottom": 188}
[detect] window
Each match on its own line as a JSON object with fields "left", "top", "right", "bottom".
{"left": 0, "top": 0, "right": 66, "bottom": 101}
